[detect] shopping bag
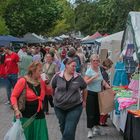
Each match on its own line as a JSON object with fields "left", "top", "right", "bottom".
{"left": 98, "top": 89, "right": 115, "bottom": 114}
{"left": 4, "top": 119, "right": 26, "bottom": 140}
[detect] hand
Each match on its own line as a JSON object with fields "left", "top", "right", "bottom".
{"left": 92, "top": 73, "right": 99, "bottom": 80}
{"left": 15, "top": 109, "right": 22, "bottom": 119}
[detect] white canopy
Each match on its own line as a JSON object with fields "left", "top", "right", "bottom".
{"left": 59, "top": 34, "right": 69, "bottom": 39}
{"left": 96, "top": 31, "right": 124, "bottom": 43}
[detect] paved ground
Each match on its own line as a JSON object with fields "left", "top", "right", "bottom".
{"left": 0, "top": 88, "right": 123, "bottom": 140}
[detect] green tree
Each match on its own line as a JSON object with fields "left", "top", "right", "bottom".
{"left": 0, "top": 16, "right": 9, "bottom": 34}
{"left": 74, "top": 0, "right": 140, "bottom": 35}
{"left": 4, "top": 0, "right": 61, "bottom": 36}
{"left": 49, "top": 0, "right": 75, "bottom": 36}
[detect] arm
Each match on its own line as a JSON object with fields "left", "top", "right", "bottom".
{"left": 102, "top": 80, "right": 111, "bottom": 89}
{"left": 82, "top": 89, "right": 87, "bottom": 108}
{"left": 45, "top": 84, "right": 53, "bottom": 96}
{"left": 11, "top": 78, "right": 26, "bottom": 118}
{"left": 84, "top": 73, "right": 99, "bottom": 84}
{"left": 11, "top": 78, "right": 26, "bottom": 105}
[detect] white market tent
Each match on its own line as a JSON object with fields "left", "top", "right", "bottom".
{"left": 96, "top": 31, "right": 124, "bottom": 85}
{"left": 96, "top": 31, "right": 124, "bottom": 43}
{"left": 81, "top": 35, "right": 90, "bottom": 41}
{"left": 121, "top": 11, "right": 140, "bottom": 109}
{"left": 96, "top": 31, "right": 124, "bottom": 61}
{"left": 59, "top": 34, "right": 69, "bottom": 39}
{"left": 23, "top": 33, "right": 47, "bottom": 43}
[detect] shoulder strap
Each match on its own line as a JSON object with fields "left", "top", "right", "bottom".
{"left": 44, "top": 63, "right": 52, "bottom": 74}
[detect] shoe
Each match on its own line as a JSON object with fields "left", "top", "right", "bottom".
{"left": 93, "top": 129, "right": 98, "bottom": 136}
{"left": 93, "top": 126, "right": 100, "bottom": 135}
{"left": 87, "top": 129, "right": 93, "bottom": 138}
{"left": 93, "top": 126, "right": 105, "bottom": 136}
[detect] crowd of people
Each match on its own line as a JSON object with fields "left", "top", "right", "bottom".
{"left": 0, "top": 42, "right": 114, "bottom": 140}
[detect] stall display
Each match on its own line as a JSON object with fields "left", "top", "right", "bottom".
{"left": 113, "top": 60, "right": 129, "bottom": 86}
{"left": 110, "top": 87, "right": 137, "bottom": 132}
{"left": 124, "top": 110, "right": 140, "bottom": 140}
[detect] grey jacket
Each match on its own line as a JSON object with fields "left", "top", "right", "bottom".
{"left": 51, "top": 71, "right": 87, "bottom": 110}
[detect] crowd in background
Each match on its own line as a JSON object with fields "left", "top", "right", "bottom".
{"left": 0, "top": 39, "right": 115, "bottom": 140}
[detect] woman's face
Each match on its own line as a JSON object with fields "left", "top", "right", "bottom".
{"left": 66, "top": 61, "right": 76, "bottom": 74}
{"left": 46, "top": 54, "right": 53, "bottom": 63}
{"left": 34, "top": 65, "right": 42, "bottom": 79}
{"left": 91, "top": 58, "right": 100, "bottom": 67}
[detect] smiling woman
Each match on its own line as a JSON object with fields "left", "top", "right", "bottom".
{"left": 51, "top": 57, "right": 87, "bottom": 140}
{"left": 84, "top": 53, "right": 111, "bottom": 138}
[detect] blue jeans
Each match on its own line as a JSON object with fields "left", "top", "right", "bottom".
{"left": 0, "top": 77, "right": 8, "bottom": 89}
{"left": 54, "top": 104, "right": 83, "bottom": 140}
{"left": 6, "top": 74, "right": 18, "bottom": 101}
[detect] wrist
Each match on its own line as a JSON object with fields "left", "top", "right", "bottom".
{"left": 14, "top": 108, "right": 19, "bottom": 112}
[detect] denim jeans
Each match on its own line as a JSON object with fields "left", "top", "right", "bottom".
{"left": 54, "top": 104, "right": 83, "bottom": 140}
{"left": 0, "top": 77, "right": 7, "bottom": 88}
{"left": 6, "top": 74, "right": 18, "bottom": 101}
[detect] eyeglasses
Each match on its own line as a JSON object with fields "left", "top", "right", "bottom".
{"left": 92, "top": 60, "right": 100, "bottom": 62}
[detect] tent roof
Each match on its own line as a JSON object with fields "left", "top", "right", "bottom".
{"left": 81, "top": 35, "right": 90, "bottom": 41}
{"left": 96, "top": 31, "right": 124, "bottom": 43}
{"left": 89, "top": 32, "right": 102, "bottom": 40}
{"left": 0, "top": 35, "right": 24, "bottom": 42}
{"left": 23, "top": 33, "right": 46, "bottom": 43}
{"left": 59, "top": 34, "right": 69, "bottom": 39}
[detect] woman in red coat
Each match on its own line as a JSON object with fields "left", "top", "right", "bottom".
{"left": 11, "top": 61, "right": 52, "bottom": 140}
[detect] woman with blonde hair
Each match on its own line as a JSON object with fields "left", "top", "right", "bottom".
{"left": 84, "top": 54, "right": 110, "bottom": 138}
{"left": 11, "top": 61, "right": 52, "bottom": 140}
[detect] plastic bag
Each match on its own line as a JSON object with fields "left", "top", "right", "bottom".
{"left": 4, "top": 119, "right": 26, "bottom": 140}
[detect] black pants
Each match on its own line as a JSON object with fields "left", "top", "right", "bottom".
{"left": 86, "top": 91, "right": 100, "bottom": 128}
{"left": 43, "top": 95, "right": 54, "bottom": 113}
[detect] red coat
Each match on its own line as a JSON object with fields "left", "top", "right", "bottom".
{"left": 11, "top": 77, "right": 52, "bottom": 112}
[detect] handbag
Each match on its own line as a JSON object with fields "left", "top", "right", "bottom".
{"left": 18, "top": 77, "right": 26, "bottom": 111}
{"left": 98, "top": 89, "right": 115, "bottom": 114}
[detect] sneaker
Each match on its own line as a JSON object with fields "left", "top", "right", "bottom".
{"left": 93, "top": 126, "right": 105, "bottom": 136}
{"left": 87, "top": 129, "right": 93, "bottom": 138}
{"left": 93, "top": 129, "right": 98, "bottom": 136}
{"left": 93, "top": 126, "right": 100, "bottom": 135}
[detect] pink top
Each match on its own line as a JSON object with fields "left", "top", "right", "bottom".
{"left": 11, "top": 77, "right": 52, "bottom": 112}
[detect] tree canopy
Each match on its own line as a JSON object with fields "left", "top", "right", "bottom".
{"left": 4, "top": 0, "right": 62, "bottom": 36}
{"left": 0, "top": 0, "right": 140, "bottom": 36}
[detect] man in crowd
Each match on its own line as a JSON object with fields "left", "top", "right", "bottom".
{"left": 4, "top": 46, "right": 19, "bottom": 104}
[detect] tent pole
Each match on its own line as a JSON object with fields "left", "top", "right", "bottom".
{"left": 137, "top": 64, "right": 140, "bottom": 110}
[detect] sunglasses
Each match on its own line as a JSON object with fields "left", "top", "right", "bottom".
{"left": 92, "top": 60, "right": 100, "bottom": 62}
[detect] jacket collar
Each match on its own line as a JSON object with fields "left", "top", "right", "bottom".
{"left": 59, "top": 70, "right": 79, "bottom": 78}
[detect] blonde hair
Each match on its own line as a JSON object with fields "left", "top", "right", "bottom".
{"left": 90, "top": 54, "right": 100, "bottom": 62}
{"left": 27, "top": 61, "right": 42, "bottom": 76}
